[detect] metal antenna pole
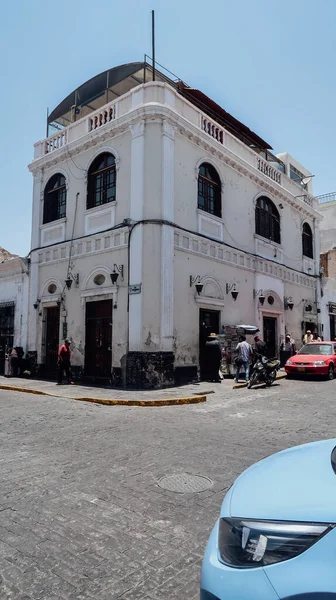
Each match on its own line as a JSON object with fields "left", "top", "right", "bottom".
{"left": 151, "top": 10, "right": 155, "bottom": 81}
{"left": 46, "top": 107, "right": 49, "bottom": 138}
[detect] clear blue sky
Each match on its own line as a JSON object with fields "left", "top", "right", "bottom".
{"left": 1, "top": 0, "right": 335, "bottom": 256}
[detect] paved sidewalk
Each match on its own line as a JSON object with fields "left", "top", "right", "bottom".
{"left": 0, "top": 376, "right": 224, "bottom": 406}
{"left": 0, "top": 371, "right": 287, "bottom": 404}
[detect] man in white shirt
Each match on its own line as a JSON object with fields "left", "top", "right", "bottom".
{"left": 303, "top": 330, "right": 313, "bottom": 345}
{"left": 235, "top": 335, "right": 253, "bottom": 383}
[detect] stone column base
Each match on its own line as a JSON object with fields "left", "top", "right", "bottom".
{"left": 124, "top": 351, "right": 175, "bottom": 389}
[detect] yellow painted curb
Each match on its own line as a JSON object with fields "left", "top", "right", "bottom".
{"left": 0, "top": 384, "right": 49, "bottom": 396}
{"left": 0, "top": 384, "right": 206, "bottom": 407}
{"left": 232, "top": 372, "right": 287, "bottom": 389}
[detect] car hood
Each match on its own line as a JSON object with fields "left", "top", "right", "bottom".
{"left": 291, "top": 353, "right": 331, "bottom": 362}
{"left": 224, "top": 439, "right": 336, "bottom": 522}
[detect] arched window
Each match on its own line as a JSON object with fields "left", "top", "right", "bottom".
{"left": 43, "top": 174, "right": 66, "bottom": 224}
{"left": 87, "top": 153, "right": 116, "bottom": 209}
{"left": 302, "top": 222, "right": 313, "bottom": 258}
{"left": 198, "top": 163, "right": 221, "bottom": 218}
{"left": 255, "top": 196, "right": 280, "bottom": 244}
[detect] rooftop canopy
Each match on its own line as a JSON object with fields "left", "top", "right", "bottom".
{"left": 48, "top": 60, "right": 271, "bottom": 151}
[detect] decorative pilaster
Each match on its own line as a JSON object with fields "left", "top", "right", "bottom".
{"left": 128, "top": 120, "right": 145, "bottom": 351}
{"left": 27, "top": 169, "right": 43, "bottom": 353}
{"left": 160, "top": 120, "right": 175, "bottom": 351}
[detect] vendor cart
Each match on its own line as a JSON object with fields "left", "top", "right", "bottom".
{"left": 219, "top": 325, "right": 259, "bottom": 377}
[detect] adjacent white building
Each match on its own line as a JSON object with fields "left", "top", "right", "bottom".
{"left": 0, "top": 249, "right": 29, "bottom": 373}
{"left": 317, "top": 193, "right": 336, "bottom": 340}
{"left": 27, "top": 61, "right": 322, "bottom": 387}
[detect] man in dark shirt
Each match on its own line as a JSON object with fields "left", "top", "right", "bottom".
{"left": 57, "top": 339, "right": 73, "bottom": 385}
{"left": 254, "top": 335, "right": 267, "bottom": 358}
{"left": 204, "top": 333, "right": 222, "bottom": 382}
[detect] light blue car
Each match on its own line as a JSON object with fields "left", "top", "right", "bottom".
{"left": 201, "top": 439, "right": 336, "bottom": 599}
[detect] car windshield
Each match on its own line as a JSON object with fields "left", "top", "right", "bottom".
{"left": 298, "top": 344, "right": 332, "bottom": 356}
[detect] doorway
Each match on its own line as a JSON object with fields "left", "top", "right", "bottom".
{"left": 85, "top": 300, "right": 112, "bottom": 378}
{"left": 199, "top": 309, "right": 220, "bottom": 380}
{"left": 263, "top": 316, "right": 277, "bottom": 358}
{"left": 45, "top": 306, "right": 60, "bottom": 368}
{"left": 0, "top": 303, "right": 15, "bottom": 375}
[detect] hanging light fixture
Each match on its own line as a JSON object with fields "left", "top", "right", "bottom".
{"left": 226, "top": 283, "right": 239, "bottom": 301}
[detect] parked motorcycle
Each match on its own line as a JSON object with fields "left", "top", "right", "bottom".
{"left": 247, "top": 355, "right": 280, "bottom": 389}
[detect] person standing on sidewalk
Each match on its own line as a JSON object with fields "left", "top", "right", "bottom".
{"left": 303, "top": 330, "right": 313, "bottom": 345}
{"left": 57, "top": 339, "right": 74, "bottom": 385}
{"left": 280, "top": 334, "right": 296, "bottom": 367}
{"left": 254, "top": 335, "right": 267, "bottom": 359}
{"left": 235, "top": 335, "right": 253, "bottom": 383}
{"left": 204, "top": 333, "right": 222, "bottom": 382}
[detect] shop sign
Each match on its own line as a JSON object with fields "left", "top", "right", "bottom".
{"left": 129, "top": 284, "right": 142, "bottom": 295}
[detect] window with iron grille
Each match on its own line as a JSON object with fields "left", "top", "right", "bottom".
{"left": 87, "top": 153, "right": 116, "bottom": 209}
{"left": 255, "top": 196, "right": 281, "bottom": 244}
{"left": 43, "top": 174, "right": 66, "bottom": 224}
{"left": 198, "top": 163, "right": 221, "bottom": 217}
{"left": 302, "top": 222, "right": 313, "bottom": 258}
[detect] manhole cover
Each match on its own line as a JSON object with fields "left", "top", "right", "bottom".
{"left": 157, "top": 473, "right": 213, "bottom": 494}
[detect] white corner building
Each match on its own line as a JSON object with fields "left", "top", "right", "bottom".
{"left": 27, "top": 61, "right": 322, "bottom": 387}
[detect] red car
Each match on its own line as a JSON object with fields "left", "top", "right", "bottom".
{"left": 285, "top": 341, "right": 336, "bottom": 379}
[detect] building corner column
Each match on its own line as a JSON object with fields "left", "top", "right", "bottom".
{"left": 125, "top": 120, "right": 145, "bottom": 387}
{"left": 158, "top": 120, "right": 175, "bottom": 385}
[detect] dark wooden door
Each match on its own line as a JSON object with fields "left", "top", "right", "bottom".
{"left": 85, "top": 300, "right": 112, "bottom": 378}
{"left": 263, "top": 316, "right": 277, "bottom": 358}
{"left": 45, "top": 307, "right": 60, "bottom": 367}
{"left": 199, "top": 309, "right": 220, "bottom": 380}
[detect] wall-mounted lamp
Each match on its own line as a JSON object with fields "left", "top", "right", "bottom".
{"left": 279, "top": 203, "right": 284, "bottom": 210}
{"left": 301, "top": 174, "right": 315, "bottom": 187}
{"left": 33, "top": 299, "right": 40, "bottom": 310}
{"left": 226, "top": 283, "right": 239, "bottom": 301}
{"left": 284, "top": 296, "right": 294, "bottom": 311}
{"left": 65, "top": 273, "right": 79, "bottom": 290}
{"left": 305, "top": 303, "right": 313, "bottom": 313}
{"left": 253, "top": 289, "right": 265, "bottom": 306}
{"left": 190, "top": 275, "right": 203, "bottom": 295}
{"left": 110, "top": 264, "right": 124, "bottom": 285}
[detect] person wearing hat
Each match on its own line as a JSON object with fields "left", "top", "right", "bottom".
{"left": 204, "top": 333, "right": 222, "bottom": 383}
{"left": 303, "top": 330, "right": 313, "bottom": 345}
{"left": 280, "top": 334, "right": 296, "bottom": 367}
{"left": 57, "top": 338, "right": 74, "bottom": 385}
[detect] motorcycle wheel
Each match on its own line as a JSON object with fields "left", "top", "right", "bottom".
{"left": 265, "top": 370, "right": 276, "bottom": 386}
{"left": 247, "top": 372, "right": 257, "bottom": 389}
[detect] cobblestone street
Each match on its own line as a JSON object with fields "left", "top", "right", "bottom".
{"left": 0, "top": 377, "right": 335, "bottom": 599}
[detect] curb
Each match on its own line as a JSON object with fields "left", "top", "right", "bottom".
{"left": 232, "top": 372, "right": 287, "bottom": 389}
{"left": 0, "top": 384, "right": 206, "bottom": 407}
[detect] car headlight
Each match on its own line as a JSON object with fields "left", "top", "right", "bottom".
{"left": 218, "top": 518, "right": 331, "bottom": 568}
{"left": 286, "top": 360, "right": 292, "bottom": 365}
{"left": 313, "top": 361, "right": 326, "bottom": 366}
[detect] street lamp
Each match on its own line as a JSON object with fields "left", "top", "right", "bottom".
{"left": 226, "top": 283, "right": 239, "bottom": 301}
{"left": 284, "top": 297, "right": 294, "bottom": 311}
{"left": 110, "top": 264, "right": 124, "bottom": 285}
{"left": 253, "top": 289, "right": 265, "bottom": 306}
{"left": 190, "top": 275, "right": 203, "bottom": 295}
{"left": 65, "top": 273, "right": 79, "bottom": 290}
